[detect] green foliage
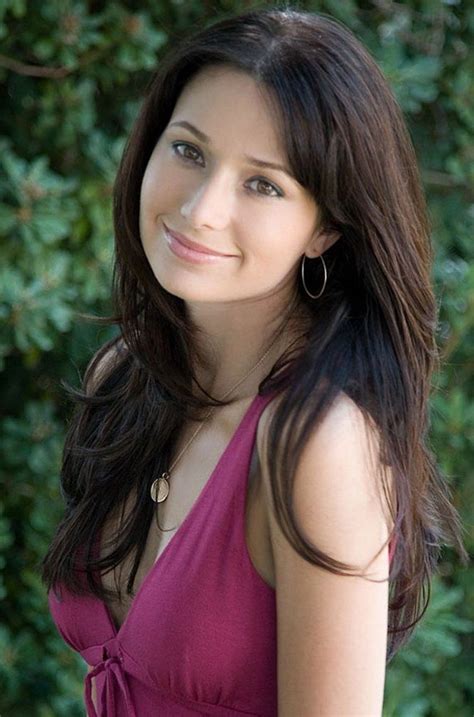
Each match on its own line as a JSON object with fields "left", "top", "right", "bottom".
{"left": 0, "top": 1, "right": 472, "bottom": 714}
{"left": 384, "top": 577, "right": 474, "bottom": 716}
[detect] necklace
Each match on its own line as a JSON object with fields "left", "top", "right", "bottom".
{"left": 150, "top": 305, "right": 294, "bottom": 503}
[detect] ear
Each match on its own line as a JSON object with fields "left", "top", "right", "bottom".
{"left": 305, "top": 229, "right": 341, "bottom": 259}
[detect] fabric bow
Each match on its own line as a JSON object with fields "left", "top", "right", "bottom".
{"left": 84, "top": 645, "right": 137, "bottom": 717}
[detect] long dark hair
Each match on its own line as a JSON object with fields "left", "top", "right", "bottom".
{"left": 41, "top": 6, "right": 469, "bottom": 663}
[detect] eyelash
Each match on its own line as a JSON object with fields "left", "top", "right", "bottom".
{"left": 170, "top": 141, "right": 284, "bottom": 199}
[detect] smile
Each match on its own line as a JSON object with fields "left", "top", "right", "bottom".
{"left": 163, "top": 226, "right": 235, "bottom": 265}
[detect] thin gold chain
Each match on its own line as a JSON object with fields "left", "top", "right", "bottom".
{"left": 150, "top": 294, "right": 296, "bottom": 503}
{"left": 169, "top": 322, "right": 287, "bottom": 472}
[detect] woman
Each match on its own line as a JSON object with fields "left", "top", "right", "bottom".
{"left": 41, "top": 6, "right": 468, "bottom": 716}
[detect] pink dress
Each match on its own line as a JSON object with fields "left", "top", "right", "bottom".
{"left": 48, "top": 390, "right": 397, "bottom": 716}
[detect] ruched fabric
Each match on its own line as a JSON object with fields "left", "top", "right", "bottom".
{"left": 48, "top": 390, "right": 397, "bottom": 716}
{"left": 84, "top": 643, "right": 136, "bottom": 717}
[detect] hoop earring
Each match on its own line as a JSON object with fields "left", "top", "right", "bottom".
{"left": 301, "top": 254, "right": 327, "bottom": 299}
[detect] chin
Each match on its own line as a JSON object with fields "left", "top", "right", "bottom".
{"left": 148, "top": 270, "right": 208, "bottom": 303}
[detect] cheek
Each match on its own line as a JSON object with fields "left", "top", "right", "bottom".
{"left": 250, "top": 218, "right": 304, "bottom": 265}
{"left": 140, "top": 144, "right": 173, "bottom": 208}
{"left": 141, "top": 161, "right": 163, "bottom": 211}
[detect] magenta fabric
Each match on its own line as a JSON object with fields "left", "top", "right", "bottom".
{"left": 48, "top": 390, "right": 397, "bottom": 716}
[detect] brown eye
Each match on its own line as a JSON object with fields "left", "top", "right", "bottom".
{"left": 247, "top": 178, "right": 282, "bottom": 198}
{"left": 172, "top": 142, "right": 203, "bottom": 165}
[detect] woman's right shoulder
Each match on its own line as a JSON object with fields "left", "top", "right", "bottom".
{"left": 84, "top": 335, "right": 128, "bottom": 396}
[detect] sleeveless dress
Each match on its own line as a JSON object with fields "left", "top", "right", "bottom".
{"left": 48, "top": 390, "right": 397, "bottom": 716}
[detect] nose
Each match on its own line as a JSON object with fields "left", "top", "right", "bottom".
{"left": 180, "top": 169, "right": 233, "bottom": 230}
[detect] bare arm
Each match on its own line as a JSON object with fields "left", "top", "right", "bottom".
{"left": 258, "top": 393, "right": 394, "bottom": 716}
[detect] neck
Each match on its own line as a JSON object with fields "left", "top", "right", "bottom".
{"left": 190, "top": 293, "right": 311, "bottom": 402}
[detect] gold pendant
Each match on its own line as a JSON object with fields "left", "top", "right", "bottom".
{"left": 150, "top": 473, "right": 170, "bottom": 503}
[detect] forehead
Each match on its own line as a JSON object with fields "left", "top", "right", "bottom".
{"left": 170, "top": 66, "right": 284, "bottom": 156}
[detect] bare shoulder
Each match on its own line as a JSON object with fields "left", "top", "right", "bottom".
{"left": 256, "top": 390, "right": 394, "bottom": 716}
{"left": 84, "top": 336, "right": 128, "bottom": 395}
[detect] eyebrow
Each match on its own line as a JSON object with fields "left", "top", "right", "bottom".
{"left": 167, "top": 120, "right": 294, "bottom": 178}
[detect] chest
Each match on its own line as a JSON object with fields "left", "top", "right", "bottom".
{"left": 99, "top": 413, "right": 275, "bottom": 632}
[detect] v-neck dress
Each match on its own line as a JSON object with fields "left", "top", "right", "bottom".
{"left": 48, "top": 390, "right": 397, "bottom": 716}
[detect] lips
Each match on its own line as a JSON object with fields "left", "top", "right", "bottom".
{"left": 163, "top": 223, "right": 233, "bottom": 257}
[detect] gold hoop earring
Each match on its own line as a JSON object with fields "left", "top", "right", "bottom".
{"left": 301, "top": 254, "right": 327, "bottom": 299}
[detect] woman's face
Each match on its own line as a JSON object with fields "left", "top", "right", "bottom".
{"left": 139, "top": 65, "right": 321, "bottom": 307}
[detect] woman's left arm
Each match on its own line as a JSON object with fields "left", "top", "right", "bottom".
{"left": 262, "top": 394, "right": 394, "bottom": 717}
